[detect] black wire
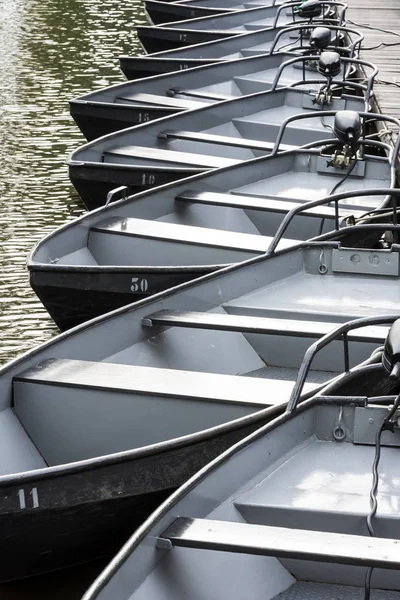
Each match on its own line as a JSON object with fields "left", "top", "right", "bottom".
{"left": 317, "top": 154, "right": 358, "bottom": 235}
{"left": 347, "top": 19, "right": 400, "bottom": 38}
{"left": 363, "top": 41, "right": 400, "bottom": 51}
{"left": 277, "top": 35, "right": 302, "bottom": 51}
{"left": 364, "top": 393, "right": 400, "bottom": 600}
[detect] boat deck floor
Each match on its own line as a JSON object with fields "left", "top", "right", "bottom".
{"left": 224, "top": 271, "right": 400, "bottom": 321}
{"left": 274, "top": 582, "right": 399, "bottom": 600}
{"left": 233, "top": 173, "right": 386, "bottom": 208}
{"left": 235, "top": 438, "right": 400, "bottom": 529}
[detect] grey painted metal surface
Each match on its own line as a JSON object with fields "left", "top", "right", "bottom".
{"left": 102, "top": 52, "right": 350, "bottom": 112}
{"left": 70, "top": 70, "right": 373, "bottom": 169}
{"left": 124, "top": 23, "right": 362, "bottom": 64}
{"left": 80, "top": 333, "right": 400, "bottom": 599}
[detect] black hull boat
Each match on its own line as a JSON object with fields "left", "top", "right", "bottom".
{"left": 136, "top": 1, "right": 345, "bottom": 53}
{"left": 28, "top": 184, "right": 399, "bottom": 330}
{"left": 81, "top": 315, "right": 400, "bottom": 600}
{"left": 68, "top": 106, "right": 392, "bottom": 210}
{"left": 3, "top": 228, "right": 380, "bottom": 577}
{"left": 19, "top": 214, "right": 400, "bottom": 577}
{"left": 71, "top": 42, "right": 366, "bottom": 141}
{"left": 145, "top": 0, "right": 293, "bottom": 24}
{"left": 145, "top": 0, "right": 289, "bottom": 25}
{"left": 119, "top": 24, "right": 362, "bottom": 80}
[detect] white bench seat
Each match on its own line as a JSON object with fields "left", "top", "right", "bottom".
{"left": 90, "top": 217, "right": 297, "bottom": 253}
{"left": 103, "top": 145, "right": 237, "bottom": 168}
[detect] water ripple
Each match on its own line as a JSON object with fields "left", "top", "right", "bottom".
{"left": 0, "top": 0, "right": 146, "bottom": 365}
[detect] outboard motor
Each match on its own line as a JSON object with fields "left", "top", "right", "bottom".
{"left": 382, "top": 320, "right": 400, "bottom": 381}
{"left": 333, "top": 110, "right": 361, "bottom": 146}
{"left": 317, "top": 50, "right": 341, "bottom": 79}
{"left": 313, "top": 51, "right": 341, "bottom": 105}
{"left": 310, "top": 26, "right": 332, "bottom": 50}
{"left": 297, "top": 0, "right": 323, "bottom": 19}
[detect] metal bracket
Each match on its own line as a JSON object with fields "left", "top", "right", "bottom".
{"left": 354, "top": 406, "right": 400, "bottom": 447}
{"left": 332, "top": 248, "right": 399, "bottom": 276}
{"left": 316, "top": 155, "right": 366, "bottom": 177}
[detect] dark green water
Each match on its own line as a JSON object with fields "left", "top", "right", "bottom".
{"left": 0, "top": 0, "right": 147, "bottom": 595}
{"left": 0, "top": 0, "right": 146, "bottom": 366}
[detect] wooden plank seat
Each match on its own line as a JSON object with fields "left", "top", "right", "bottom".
{"left": 13, "top": 358, "right": 293, "bottom": 408}
{"left": 175, "top": 190, "right": 364, "bottom": 219}
{"left": 90, "top": 218, "right": 297, "bottom": 253}
{"left": 114, "top": 92, "right": 203, "bottom": 110}
{"left": 142, "top": 310, "right": 388, "bottom": 343}
{"left": 159, "top": 517, "right": 400, "bottom": 570}
{"left": 158, "top": 129, "right": 295, "bottom": 153}
{"left": 102, "top": 146, "right": 238, "bottom": 168}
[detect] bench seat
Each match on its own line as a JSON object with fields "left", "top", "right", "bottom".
{"left": 160, "top": 517, "right": 400, "bottom": 569}
{"left": 103, "top": 145, "right": 237, "bottom": 168}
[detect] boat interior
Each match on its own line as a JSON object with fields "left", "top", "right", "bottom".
{"left": 84, "top": 316, "right": 400, "bottom": 600}
{"left": 172, "top": 0, "right": 286, "bottom": 9}
{"left": 87, "top": 52, "right": 346, "bottom": 112}
{"left": 149, "top": 3, "right": 331, "bottom": 33}
{"left": 79, "top": 83, "right": 368, "bottom": 168}
{"left": 7, "top": 228, "right": 400, "bottom": 481}
{"left": 45, "top": 148, "right": 392, "bottom": 269}
{"left": 135, "top": 23, "right": 361, "bottom": 62}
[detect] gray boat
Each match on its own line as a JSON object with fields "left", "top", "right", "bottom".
{"left": 35, "top": 114, "right": 399, "bottom": 330}
{"left": 72, "top": 47, "right": 369, "bottom": 141}
{"left": 81, "top": 314, "right": 400, "bottom": 600}
{"left": 120, "top": 24, "right": 363, "bottom": 79}
{"left": 5, "top": 209, "right": 400, "bottom": 580}
{"left": 68, "top": 107, "right": 396, "bottom": 210}
{"left": 137, "top": 0, "right": 346, "bottom": 53}
{"left": 68, "top": 55, "right": 376, "bottom": 193}
{"left": 145, "top": 0, "right": 290, "bottom": 25}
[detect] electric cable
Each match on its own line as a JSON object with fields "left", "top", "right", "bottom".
{"left": 364, "top": 393, "right": 400, "bottom": 600}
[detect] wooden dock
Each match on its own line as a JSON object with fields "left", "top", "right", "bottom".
{"left": 346, "top": 0, "right": 400, "bottom": 142}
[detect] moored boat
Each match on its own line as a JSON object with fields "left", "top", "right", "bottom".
{"left": 144, "top": 0, "right": 289, "bottom": 25}
{"left": 3, "top": 219, "right": 396, "bottom": 579}
{"left": 81, "top": 314, "right": 400, "bottom": 600}
{"left": 120, "top": 24, "right": 362, "bottom": 79}
{"left": 71, "top": 48, "right": 370, "bottom": 141}
{"left": 28, "top": 176, "right": 400, "bottom": 331}
{"left": 68, "top": 109, "right": 397, "bottom": 210}
{"left": 136, "top": 0, "right": 346, "bottom": 53}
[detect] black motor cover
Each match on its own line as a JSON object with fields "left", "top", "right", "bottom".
{"left": 383, "top": 320, "right": 400, "bottom": 381}
{"left": 310, "top": 26, "right": 332, "bottom": 49}
{"left": 333, "top": 110, "right": 362, "bottom": 145}
{"left": 297, "top": 0, "right": 323, "bottom": 18}
{"left": 317, "top": 50, "right": 341, "bottom": 78}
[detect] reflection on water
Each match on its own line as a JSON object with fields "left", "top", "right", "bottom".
{"left": 0, "top": 0, "right": 146, "bottom": 365}
{"left": 0, "top": 0, "right": 146, "bottom": 595}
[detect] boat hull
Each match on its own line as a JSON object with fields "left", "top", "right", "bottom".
{"left": 0, "top": 417, "right": 267, "bottom": 581}
{"left": 137, "top": 27, "right": 234, "bottom": 53}
{"left": 69, "top": 163, "right": 204, "bottom": 210}
{"left": 145, "top": 2, "right": 235, "bottom": 25}
{"left": 119, "top": 56, "right": 215, "bottom": 80}
{"left": 70, "top": 100, "right": 180, "bottom": 142}
{"left": 29, "top": 267, "right": 218, "bottom": 331}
